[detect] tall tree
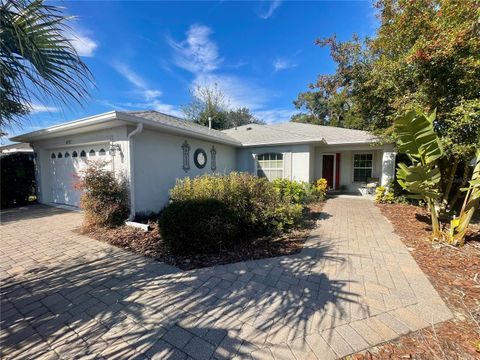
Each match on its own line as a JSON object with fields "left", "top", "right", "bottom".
{"left": 293, "top": 0, "right": 480, "bottom": 212}
{"left": 0, "top": 0, "right": 94, "bottom": 130}
{"left": 182, "top": 84, "right": 263, "bottom": 130}
{"left": 226, "top": 107, "right": 264, "bottom": 128}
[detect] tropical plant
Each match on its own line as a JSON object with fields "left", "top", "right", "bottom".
{"left": 395, "top": 109, "right": 479, "bottom": 245}
{"left": 448, "top": 147, "right": 480, "bottom": 246}
{"left": 394, "top": 109, "right": 444, "bottom": 238}
{"left": 0, "top": 0, "right": 93, "bottom": 129}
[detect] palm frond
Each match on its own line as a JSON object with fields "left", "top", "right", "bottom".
{"left": 0, "top": 0, "right": 94, "bottom": 129}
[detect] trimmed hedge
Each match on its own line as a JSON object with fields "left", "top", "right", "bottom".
{"left": 159, "top": 199, "right": 238, "bottom": 254}
{"left": 160, "top": 173, "right": 303, "bottom": 254}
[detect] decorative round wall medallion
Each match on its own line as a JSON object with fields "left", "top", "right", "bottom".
{"left": 193, "top": 148, "right": 207, "bottom": 169}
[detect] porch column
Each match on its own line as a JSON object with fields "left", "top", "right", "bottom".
{"left": 381, "top": 151, "right": 397, "bottom": 186}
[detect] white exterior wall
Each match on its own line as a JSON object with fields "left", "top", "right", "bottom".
{"left": 132, "top": 129, "right": 236, "bottom": 214}
{"left": 236, "top": 144, "right": 312, "bottom": 182}
{"left": 31, "top": 126, "right": 129, "bottom": 204}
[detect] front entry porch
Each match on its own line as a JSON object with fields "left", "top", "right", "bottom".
{"left": 313, "top": 144, "right": 396, "bottom": 194}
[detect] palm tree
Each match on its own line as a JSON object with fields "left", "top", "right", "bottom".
{"left": 0, "top": 0, "right": 93, "bottom": 129}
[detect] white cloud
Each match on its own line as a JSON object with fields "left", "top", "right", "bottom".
{"left": 254, "top": 109, "right": 296, "bottom": 124}
{"left": 113, "top": 63, "right": 163, "bottom": 101}
{"left": 257, "top": 0, "right": 282, "bottom": 19}
{"left": 66, "top": 29, "right": 98, "bottom": 57}
{"left": 28, "top": 104, "right": 60, "bottom": 114}
{"left": 273, "top": 58, "right": 297, "bottom": 72}
{"left": 167, "top": 23, "right": 296, "bottom": 123}
{"left": 168, "top": 24, "right": 222, "bottom": 73}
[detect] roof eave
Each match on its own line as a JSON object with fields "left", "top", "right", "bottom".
{"left": 11, "top": 111, "right": 242, "bottom": 147}
{"left": 10, "top": 111, "right": 119, "bottom": 142}
{"left": 117, "top": 112, "right": 242, "bottom": 146}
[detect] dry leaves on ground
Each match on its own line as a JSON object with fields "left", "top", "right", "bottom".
{"left": 83, "top": 202, "right": 324, "bottom": 270}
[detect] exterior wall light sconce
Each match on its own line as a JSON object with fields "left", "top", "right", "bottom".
{"left": 109, "top": 143, "right": 121, "bottom": 156}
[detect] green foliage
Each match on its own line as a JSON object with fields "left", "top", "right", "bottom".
{"left": 374, "top": 186, "right": 395, "bottom": 204}
{"left": 293, "top": 0, "right": 479, "bottom": 179}
{"left": 394, "top": 109, "right": 444, "bottom": 200}
{"left": 0, "top": 152, "right": 35, "bottom": 208}
{"left": 272, "top": 179, "right": 308, "bottom": 204}
{"left": 0, "top": 0, "right": 93, "bottom": 129}
{"left": 313, "top": 178, "right": 328, "bottom": 199}
{"left": 182, "top": 84, "right": 264, "bottom": 130}
{"left": 76, "top": 161, "right": 129, "bottom": 228}
{"left": 394, "top": 110, "right": 444, "bottom": 237}
{"left": 159, "top": 199, "right": 238, "bottom": 255}
{"left": 168, "top": 173, "right": 303, "bottom": 240}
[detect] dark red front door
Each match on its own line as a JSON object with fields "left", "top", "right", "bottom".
{"left": 322, "top": 155, "right": 334, "bottom": 189}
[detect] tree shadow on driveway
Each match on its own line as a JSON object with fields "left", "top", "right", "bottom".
{"left": 1, "top": 212, "right": 367, "bottom": 359}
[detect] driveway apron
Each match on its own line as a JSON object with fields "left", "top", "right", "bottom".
{"left": 0, "top": 196, "right": 452, "bottom": 359}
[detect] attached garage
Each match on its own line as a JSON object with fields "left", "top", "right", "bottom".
{"left": 48, "top": 144, "right": 112, "bottom": 206}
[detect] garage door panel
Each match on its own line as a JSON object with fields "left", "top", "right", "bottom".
{"left": 49, "top": 144, "right": 112, "bottom": 207}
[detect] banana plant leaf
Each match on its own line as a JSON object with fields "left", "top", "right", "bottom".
{"left": 394, "top": 109, "right": 444, "bottom": 165}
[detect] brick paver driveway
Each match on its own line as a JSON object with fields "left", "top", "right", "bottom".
{"left": 1, "top": 196, "right": 452, "bottom": 359}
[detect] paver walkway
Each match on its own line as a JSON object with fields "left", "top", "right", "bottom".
{"left": 1, "top": 196, "right": 452, "bottom": 359}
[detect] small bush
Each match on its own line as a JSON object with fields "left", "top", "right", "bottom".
{"left": 159, "top": 199, "right": 238, "bottom": 254}
{"left": 375, "top": 186, "right": 395, "bottom": 204}
{"left": 272, "top": 178, "right": 310, "bottom": 204}
{"left": 169, "top": 172, "right": 302, "bottom": 237}
{"left": 76, "top": 161, "right": 129, "bottom": 228}
{"left": 313, "top": 178, "right": 328, "bottom": 200}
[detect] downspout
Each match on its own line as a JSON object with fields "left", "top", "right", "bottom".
{"left": 127, "top": 123, "right": 143, "bottom": 220}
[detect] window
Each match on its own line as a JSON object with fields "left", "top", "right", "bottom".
{"left": 72, "top": 151, "right": 78, "bottom": 158}
{"left": 51, "top": 153, "right": 56, "bottom": 159}
{"left": 80, "top": 150, "right": 86, "bottom": 157}
{"left": 57, "top": 152, "right": 63, "bottom": 158}
{"left": 64, "top": 152, "right": 70, "bottom": 158}
{"left": 98, "top": 148, "right": 106, "bottom": 156}
{"left": 353, "top": 153, "right": 373, "bottom": 182}
{"left": 88, "top": 149, "right": 96, "bottom": 156}
{"left": 257, "top": 153, "right": 283, "bottom": 180}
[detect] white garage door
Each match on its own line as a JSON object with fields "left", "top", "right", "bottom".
{"left": 49, "top": 144, "right": 112, "bottom": 207}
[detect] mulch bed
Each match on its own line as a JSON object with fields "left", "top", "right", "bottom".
{"left": 353, "top": 203, "right": 480, "bottom": 360}
{"left": 82, "top": 202, "right": 324, "bottom": 271}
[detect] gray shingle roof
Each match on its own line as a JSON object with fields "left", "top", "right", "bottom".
{"left": 222, "top": 122, "right": 377, "bottom": 146}
{"left": 125, "top": 110, "right": 241, "bottom": 145}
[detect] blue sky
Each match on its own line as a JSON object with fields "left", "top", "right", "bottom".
{"left": 8, "top": 0, "right": 378, "bottom": 141}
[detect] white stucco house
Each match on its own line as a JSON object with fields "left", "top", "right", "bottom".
{"left": 11, "top": 110, "right": 396, "bottom": 216}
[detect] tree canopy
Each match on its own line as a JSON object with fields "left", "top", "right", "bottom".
{"left": 182, "top": 83, "right": 264, "bottom": 130}
{"left": 292, "top": 0, "right": 480, "bottom": 160}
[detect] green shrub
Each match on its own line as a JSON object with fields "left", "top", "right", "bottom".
{"left": 168, "top": 172, "right": 302, "bottom": 238}
{"left": 272, "top": 178, "right": 309, "bottom": 204}
{"left": 375, "top": 186, "right": 395, "bottom": 204}
{"left": 76, "top": 161, "right": 129, "bottom": 228}
{"left": 313, "top": 178, "right": 328, "bottom": 200}
{"left": 159, "top": 199, "right": 238, "bottom": 254}
{"left": 273, "top": 178, "right": 327, "bottom": 204}
{"left": 1, "top": 153, "right": 35, "bottom": 208}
